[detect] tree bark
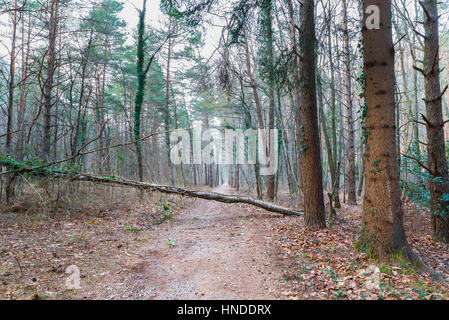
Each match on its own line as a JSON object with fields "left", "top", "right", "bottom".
{"left": 420, "top": 0, "right": 449, "bottom": 243}
{"left": 298, "top": 0, "right": 326, "bottom": 229}
{"left": 342, "top": 0, "right": 356, "bottom": 204}
{"left": 360, "top": 0, "right": 419, "bottom": 264}
{"left": 6, "top": 0, "right": 18, "bottom": 154}
{"left": 261, "top": 0, "right": 276, "bottom": 201}
{"left": 16, "top": 6, "right": 31, "bottom": 161}
{"left": 134, "top": 0, "right": 147, "bottom": 185}
{"left": 165, "top": 26, "right": 174, "bottom": 186}
{"left": 326, "top": 5, "right": 341, "bottom": 208}
{"left": 42, "top": 0, "right": 59, "bottom": 161}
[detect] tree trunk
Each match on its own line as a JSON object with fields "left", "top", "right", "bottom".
{"left": 1, "top": 159, "right": 304, "bottom": 217}
{"left": 420, "top": 0, "right": 449, "bottom": 243}
{"left": 165, "top": 29, "right": 174, "bottom": 186}
{"left": 133, "top": 0, "right": 148, "bottom": 186}
{"left": 343, "top": 0, "right": 357, "bottom": 204}
{"left": 326, "top": 6, "right": 341, "bottom": 208}
{"left": 6, "top": 0, "right": 18, "bottom": 154}
{"left": 360, "top": 0, "right": 419, "bottom": 263}
{"left": 286, "top": 0, "right": 302, "bottom": 196}
{"left": 72, "top": 32, "right": 93, "bottom": 162}
{"left": 42, "top": 0, "right": 59, "bottom": 161}
{"left": 242, "top": 30, "right": 264, "bottom": 199}
{"left": 16, "top": 8, "right": 32, "bottom": 161}
{"left": 298, "top": 0, "right": 326, "bottom": 229}
{"left": 261, "top": 0, "right": 276, "bottom": 201}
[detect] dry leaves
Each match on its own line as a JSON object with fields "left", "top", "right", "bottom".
{"left": 268, "top": 200, "right": 449, "bottom": 300}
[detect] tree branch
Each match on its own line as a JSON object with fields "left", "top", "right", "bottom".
{"left": 0, "top": 160, "right": 304, "bottom": 217}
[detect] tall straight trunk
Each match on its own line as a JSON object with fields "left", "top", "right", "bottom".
{"left": 326, "top": 7, "right": 341, "bottom": 208}
{"left": 98, "top": 44, "right": 108, "bottom": 171}
{"left": 399, "top": 44, "right": 412, "bottom": 179}
{"left": 285, "top": 0, "right": 300, "bottom": 197}
{"left": 203, "top": 112, "right": 213, "bottom": 188}
{"left": 360, "top": 0, "right": 418, "bottom": 263}
{"left": 286, "top": 0, "right": 303, "bottom": 177}
{"left": 282, "top": 97, "right": 297, "bottom": 195}
{"left": 53, "top": 27, "right": 62, "bottom": 161}
{"left": 342, "top": 0, "right": 356, "bottom": 204}
{"left": 261, "top": 0, "right": 276, "bottom": 200}
{"left": 165, "top": 32, "right": 174, "bottom": 185}
{"left": 298, "top": 0, "right": 326, "bottom": 229}
{"left": 72, "top": 32, "right": 93, "bottom": 162}
{"left": 134, "top": 0, "right": 147, "bottom": 184}
{"left": 420, "top": 0, "right": 449, "bottom": 243}
{"left": 317, "top": 75, "right": 335, "bottom": 193}
{"left": 242, "top": 30, "right": 263, "bottom": 199}
{"left": 6, "top": 0, "right": 18, "bottom": 153}
{"left": 42, "top": 0, "right": 58, "bottom": 161}
{"left": 411, "top": 39, "right": 420, "bottom": 154}
{"left": 16, "top": 8, "right": 32, "bottom": 161}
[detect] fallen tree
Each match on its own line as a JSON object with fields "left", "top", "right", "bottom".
{"left": 0, "top": 159, "right": 304, "bottom": 216}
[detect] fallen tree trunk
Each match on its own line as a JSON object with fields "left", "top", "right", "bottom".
{"left": 0, "top": 159, "right": 304, "bottom": 216}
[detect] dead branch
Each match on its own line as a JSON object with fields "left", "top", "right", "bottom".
{"left": 0, "top": 130, "right": 19, "bottom": 139}
{"left": 0, "top": 160, "right": 304, "bottom": 217}
{"left": 401, "top": 153, "right": 434, "bottom": 176}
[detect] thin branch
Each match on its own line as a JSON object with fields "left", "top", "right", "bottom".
{"left": 401, "top": 153, "right": 434, "bottom": 176}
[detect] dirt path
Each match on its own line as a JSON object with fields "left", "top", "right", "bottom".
{"left": 128, "top": 185, "right": 285, "bottom": 300}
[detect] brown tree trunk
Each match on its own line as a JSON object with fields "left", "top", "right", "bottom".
{"left": 343, "top": 0, "right": 356, "bottom": 204}
{"left": 16, "top": 7, "right": 31, "bottom": 161}
{"left": 6, "top": 0, "right": 18, "bottom": 153}
{"left": 71, "top": 32, "right": 93, "bottom": 162}
{"left": 298, "top": 0, "right": 326, "bottom": 229}
{"left": 242, "top": 30, "right": 264, "bottom": 198}
{"left": 42, "top": 0, "right": 59, "bottom": 161}
{"left": 2, "top": 158, "right": 305, "bottom": 216}
{"left": 287, "top": 0, "right": 303, "bottom": 187}
{"left": 262, "top": 0, "right": 276, "bottom": 201}
{"left": 326, "top": 6, "right": 341, "bottom": 208}
{"left": 165, "top": 32, "right": 174, "bottom": 186}
{"left": 360, "top": 0, "right": 419, "bottom": 263}
{"left": 420, "top": 0, "right": 449, "bottom": 243}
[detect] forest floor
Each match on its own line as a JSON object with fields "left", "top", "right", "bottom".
{"left": 1, "top": 184, "right": 449, "bottom": 300}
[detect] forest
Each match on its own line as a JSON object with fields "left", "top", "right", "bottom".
{"left": 1, "top": 0, "right": 449, "bottom": 301}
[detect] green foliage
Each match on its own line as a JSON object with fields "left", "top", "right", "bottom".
{"left": 82, "top": 0, "right": 125, "bottom": 41}
{"left": 399, "top": 150, "right": 431, "bottom": 210}
{"left": 370, "top": 159, "right": 382, "bottom": 175}
{"left": 155, "top": 199, "right": 174, "bottom": 220}
{"left": 355, "top": 230, "right": 378, "bottom": 260}
{"left": 0, "top": 156, "right": 80, "bottom": 177}
{"left": 124, "top": 227, "right": 141, "bottom": 232}
{"left": 167, "top": 237, "right": 176, "bottom": 247}
{"left": 160, "top": 0, "right": 216, "bottom": 27}
{"left": 257, "top": 0, "right": 274, "bottom": 82}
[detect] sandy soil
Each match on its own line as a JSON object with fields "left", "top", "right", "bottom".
{"left": 123, "top": 185, "right": 286, "bottom": 299}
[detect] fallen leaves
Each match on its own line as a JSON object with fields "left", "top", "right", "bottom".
{"left": 0, "top": 192, "right": 188, "bottom": 300}
{"left": 268, "top": 200, "right": 449, "bottom": 300}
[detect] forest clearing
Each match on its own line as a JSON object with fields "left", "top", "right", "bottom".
{"left": 1, "top": 0, "right": 449, "bottom": 303}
